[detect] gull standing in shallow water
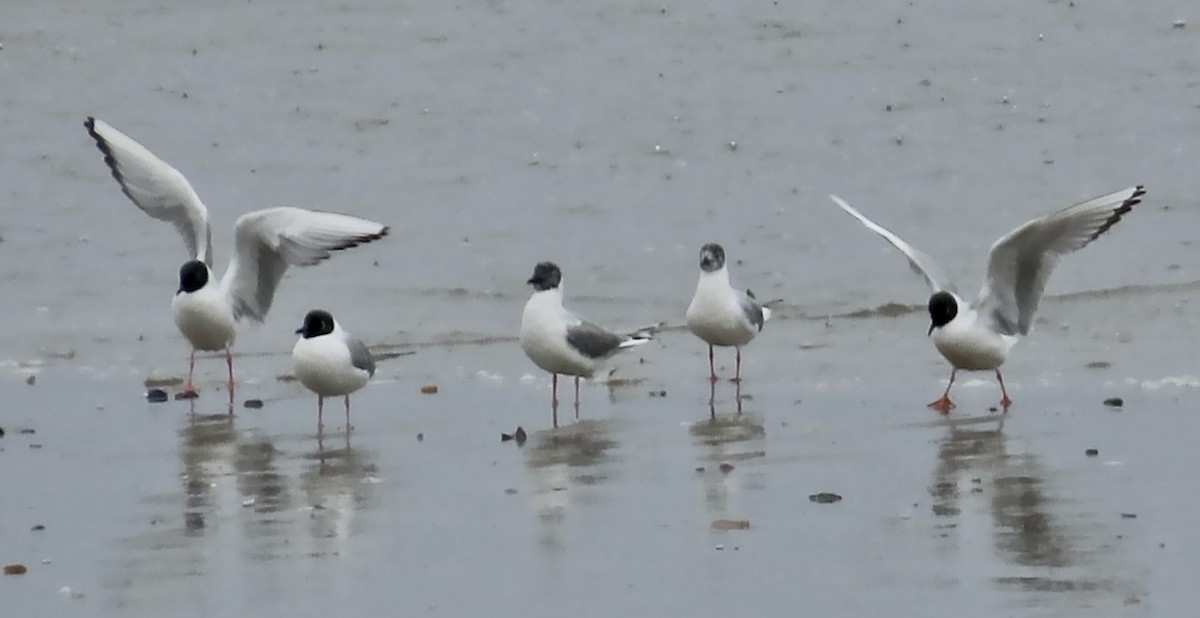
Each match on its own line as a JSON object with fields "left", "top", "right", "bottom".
{"left": 830, "top": 185, "right": 1145, "bottom": 413}
{"left": 519, "top": 262, "right": 652, "bottom": 425}
{"left": 292, "top": 309, "right": 375, "bottom": 431}
{"left": 686, "top": 243, "right": 774, "bottom": 383}
{"left": 84, "top": 117, "right": 388, "bottom": 398}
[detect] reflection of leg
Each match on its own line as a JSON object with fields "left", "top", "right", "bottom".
{"left": 225, "top": 348, "right": 234, "bottom": 394}
{"left": 574, "top": 376, "right": 580, "bottom": 420}
{"left": 708, "top": 345, "right": 718, "bottom": 383}
{"left": 732, "top": 347, "right": 742, "bottom": 383}
{"left": 927, "top": 369, "right": 957, "bottom": 413}
{"left": 708, "top": 379, "right": 717, "bottom": 420}
{"left": 735, "top": 378, "right": 743, "bottom": 415}
{"left": 995, "top": 370, "right": 1013, "bottom": 410}
{"left": 182, "top": 350, "right": 199, "bottom": 396}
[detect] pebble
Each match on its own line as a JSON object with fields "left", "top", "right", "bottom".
{"left": 31, "top": 524, "right": 44, "bottom": 531}
{"left": 719, "top": 463, "right": 735, "bottom": 474}
{"left": 1121, "top": 512, "right": 1138, "bottom": 519}
{"left": 4, "top": 564, "right": 27, "bottom": 575}
{"left": 25, "top": 375, "right": 35, "bottom": 386}
{"left": 809, "top": 492, "right": 843, "bottom": 504}
{"left": 1103, "top": 397, "right": 1124, "bottom": 408}
{"left": 420, "top": 384, "right": 439, "bottom": 395}
{"left": 711, "top": 519, "right": 751, "bottom": 531}
{"left": 175, "top": 391, "right": 199, "bottom": 401}
{"left": 243, "top": 399, "right": 264, "bottom": 409}
{"left": 145, "top": 389, "right": 169, "bottom": 403}
{"left": 1086, "top": 448, "right": 1099, "bottom": 457}
{"left": 500, "top": 426, "right": 527, "bottom": 445}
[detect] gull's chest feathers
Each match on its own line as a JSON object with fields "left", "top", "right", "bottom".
{"left": 172, "top": 283, "right": 236, "bottom": 351}
{"left": 292, "top": 335, "right": 369, "bottom": 397}
{"left": 931, "top": 309, "right": 1016, "bottom": 370}
{"left": 519, "top": 291, "right": 594, "bottom": 377}
{"left": 687, "top": 273, "right": 755, "bottom": 347}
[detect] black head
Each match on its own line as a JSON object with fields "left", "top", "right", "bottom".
{"left": 527, "top": 261, "right": 562, "bottom": 292}
{"left": 927, "top": 291, "right": 958, "bottom": 335}
{"left": 177, "top": 260, "right": 209, "bottom": 295}
{"left": 699, "top": 243, "right": 726, "bottom": 273}
{"left": 296, "top": 309, "right": 336, "bottom": 338}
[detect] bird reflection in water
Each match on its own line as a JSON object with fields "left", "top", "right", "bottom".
{"left": 930, "top": 416, "right": 1139, "bottom": 603}
{"left": 523, "top": 419, "right": 619, "bottom": 551}
{"left": 689, "top": 380, "right": 766, "bottom": 517}
{"left": 299, "top": 424, "right": 378, "bottom": 543}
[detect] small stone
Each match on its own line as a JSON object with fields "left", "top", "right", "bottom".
{"left": 711, "top": 519, "right": 751, "bottom": 531}
{"left": 19, "top": 428, "right": 33, "bottom": 435}
{"left": 504, "top": 488, "right": 518, "bottom": 495}
{"left": 175, "top": 391, "right": 199, "bottom": 400}
{"left": 31, "top": 524, "right": 44, "bottom": 531}
{"left": 0, "top": 427, "right": 5, "bottom": 437}
{"left": 243, "top": 399, "right": 264, "bottom": 409}
{"left": 1085, "top": 361, "right": 1111, "bottom": 370}
{"left": 649, "top": 389, "right": 667, "bottom": 397}
{"left": 514, "top": 427, "right": 527, "bottom": 445}
{"left": 4, "top": 564, "right": 27, "bottom": 575}
{"left": 1086, "top": 448, "right": 1099, "bottom": 457}
{"left": 146, "top": 389, "right": 169, "bottom": 403}
{"left": 1104, "top": 397, "right": 1124, "bottom": 408}
{"left": 695, "top": 466, "right": 705, "bottom": 472}
{"left": 1121, "top": 512, "right": 1138, "bottom": 519}
{"left": 809, "top": 492, "right": 843, "bottom": 504}
{"left": 416, "top": 433, "right": 424, "bottom": 442}
{"left": 25, "top": 375, "right": 35, "bottom": 385}
{"left": 1173, "top": 19, "right": 1186, "bottom": 29}
{"left": 715, "top": 544, "right": 725, "bottom": 551}
{"left": 420, "top": 384, "right": 438, "bottom": 395}
{"left": 719, "top": 463, "right": 735, "bottom": 474}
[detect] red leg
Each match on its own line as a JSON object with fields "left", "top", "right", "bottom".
{"left": 731, "top": 347, "right": 743, "bottom": 383}
{"left": 181, "top": 350, "right": 199, "bottom": 396}
{"left": 708, "top": 345, "right": 718, "bottom": 383}
{"left": 995, "top": 370, "right": 1013, "bottom": 410}
{"left": 317, "top": 396, "right": 325, "bottom": 432}
{"left": 551, "top": 374, "right": 559, "bottom": 428}
{"left": 574, "top": 376, "right": 581, "bottom": 420}
{"left": 928, "top": 369, "right": 957, "bottom": 414}
{"left": 225, "top": 348, "right": 235, "bottom": 394}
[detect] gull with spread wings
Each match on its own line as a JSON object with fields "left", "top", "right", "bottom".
{"left": 830, "top": 186, "right": 1144, "bottom": 412}
{"left": 85, "top": 117, "right": 388, "bottom": 398}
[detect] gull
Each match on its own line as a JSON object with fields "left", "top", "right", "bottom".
{"left": 830, "top": 186, "right": 1144, "bottom": 412}
{"left": 84, "top": 117, "right": 388, "bottom": 397}
{"left": 519, "top": 261, "right": 651, "bottom": 424}
{"left": 686, "top": 243, "right": 774, "bottom": 383}
{"left": 292, "top": 309, "right": 375, "bottom": 430}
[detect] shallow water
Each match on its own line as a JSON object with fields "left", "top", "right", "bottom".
{"left": 3, "top": 0, "right": 1200, "bottom": 615}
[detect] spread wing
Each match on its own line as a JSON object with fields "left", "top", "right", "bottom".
{"left": 84, "top": 117, "right": 213, "bottom": 265}
{"left": 976, "top": 186, "right": 1144, "bottom": 336}
{"left": 830, "top": 195, "right": 954, "bottom": 294}
{"left": 221, "top": 207, "right": 388, "bottom": 321}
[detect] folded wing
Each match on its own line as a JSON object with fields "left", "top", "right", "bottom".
{"left": 976, "top": 185, "right": 1144, "bottom": 336}
{"left": 84, "top": 117, "right": 213, "bottom": 265}
{"left": 223, "top": 207, "right": 389, "bottom": 321}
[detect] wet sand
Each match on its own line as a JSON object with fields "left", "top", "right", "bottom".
{"left": 3, "top": 0, "right": 1200, "bottom": 615}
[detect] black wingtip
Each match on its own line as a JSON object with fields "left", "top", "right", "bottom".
{"left": 1091, "top": 185, "right": 1145, "bottom": 242}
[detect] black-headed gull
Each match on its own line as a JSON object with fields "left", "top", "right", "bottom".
{"left": 519, "top": 262, "right": 651, "bottom": 424}
{"left": 830, "top": 186, "right": 1144, "bottom": 412}
{"left": 84, "top": 117, "right": 388, "bottom": 397}
{"left": 292, "top": 309, "right": 375, "bottom": 430}
{"left": 685, "top": 243, "right": 773, "bottom": 383}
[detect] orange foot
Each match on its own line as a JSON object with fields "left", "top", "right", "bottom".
{"left": 927, "top": 396, "right": 955, "bottom": 414}
{"left": 177, "top": 387, "right": 200, "bottom": 400}
{"left": 999, "top": 395, "right": 1013, "bottom": 410}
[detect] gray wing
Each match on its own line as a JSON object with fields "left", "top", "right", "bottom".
{"left": 346, "top": 337, "right": 376, "bottom": 377}
{"left": 741, "top": 289, "right": 765, "bottom": 332}
{"left": 830, "top": 195, "right": 955, "bottom": 294}
{"left": 84, "top": 117, "right": 213, "bottom": 266}
{"left": 976, "top": 185, "right": 1144, "bottom": 336}
{"left": 565, "top": 319, "right": 626, "bottom": 360}
{"left": 221, "top": 207, "right": 389, "bottom": 321}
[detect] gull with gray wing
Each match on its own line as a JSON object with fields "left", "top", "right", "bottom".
{"left": 519, "top": 262, "right": 651, "bottom": 425}
{"left": 686, "top": 243, "right": 774, "bottom": 383}
{"left": 292, "top": 309, "right": 375, "bottom": 430}
{"left": 830, "top": 185, "right": 1144, "bottom": 412}
{"left": 85, "top": 117, "right": 388, "bottom": 398}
